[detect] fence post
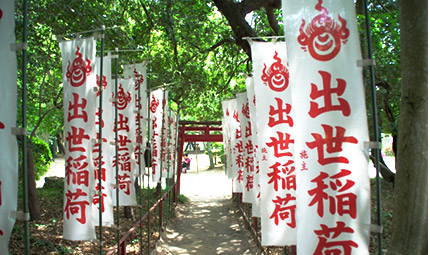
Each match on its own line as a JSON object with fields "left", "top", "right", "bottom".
{"left": 159, "top": 198, "right": 163, "bottom": 235}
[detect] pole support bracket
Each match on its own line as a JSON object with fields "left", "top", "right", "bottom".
{"left": 357, "top": 59, "right": 375, "bottom": 67}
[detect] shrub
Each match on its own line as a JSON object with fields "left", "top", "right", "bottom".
{"left": 31, "top": 137, "right": 53, "bottom": 181}
{"left": 213, "top": 142, "right": 225, "bottom": 163}
{"left": 19, "top": 137, "right": 53, "bottom": 181}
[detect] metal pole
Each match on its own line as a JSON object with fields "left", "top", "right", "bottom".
{"left": 146, "top": 62, "right": 151, "bottom": 255}
{"left": 137, "top": 70, "right": 143, "bottom": 255}
{"left": 97, "top": 25, "right": 105, "bottom": 255}
{"left": 195, "top": 141, "right": 198, "bottom": 173}
{"left": 165, "top": 91, "right": 171, "bottom": 223}
{"left": 158, "top": 89, "right": 166, "bottom": 235}
{"left": 363, "top": 1, "right": 383, "bottom": 254}
{"left": 173, "top": 112, "right": 180, "bottom": 203}
{"left": 114, "top": 48, "right": 120, "bottom": 255}
{"left": 21, "top": 0, "right": 30, "bottom": 253}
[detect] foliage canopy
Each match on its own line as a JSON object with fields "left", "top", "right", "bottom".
{"left": 16, "top": 0, "right": 401, "bottom": 141}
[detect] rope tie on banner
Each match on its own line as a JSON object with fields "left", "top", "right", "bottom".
{"left": 11, "top": 127, "right": 27, "bottom": 136}
{"left": 364, "top": 141, "right": 382, "bottom": 150}
{"left": 367, "top": 224, "right": 384, "bottom": 234}
{"left": 10, "top": 210, "right": 30, "bottom": 221}
{"left": 357, "top": 59, "right": 376, "bottom": 67}
{"left": 92, "top": 138, "right": 103, "bottom": 144}
{"left": 10, "top": 42, "right": 28, "bottom": 51}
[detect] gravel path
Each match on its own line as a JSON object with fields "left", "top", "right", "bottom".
{"left": 43, "top": 154, "right": 262, "bottom": 254}
{"left": 152, "top": 168, "right": 263, "bottom": 255}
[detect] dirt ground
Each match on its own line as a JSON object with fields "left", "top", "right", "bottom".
{"left": 31, "top": 151, "right": 393, "bottom": 254}
{"left": 152, "top": 165, "right": 263, "bottom": 255}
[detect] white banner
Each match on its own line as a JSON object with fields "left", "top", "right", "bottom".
{"left": 246, "top": 77, "right": 261, "bottom": 217}
{"left": 161, "top": 95, "right": 170, "bottom": 178}
{"left": 60, "top": 37, "right": 97, "bottom": 240}
{"left": 91, "top": 55, "right": 114, "bottom": 226}
{"left": 166, "top": 111, "right": 178, "bottom": 178}
{"left": 231, "top": 96, "right": 244, "bottom": 193}
{"left": 149, "top": 89, "right": 165, "bottom": 182}
{"left": 124, "top": 62, "right": 148, "bottom": 171}
{"left": 283, "top": 0, "right": 370, "bottom": 254}
{"left": 0, "top": 0, "right": 18, "bottom": 251}
{"left": 237, "top": 92, "right": 255, "bottom": 203}
{"left": 111, "top": 78, "right": 138, "bottom": 206}
{"left": 250, "top": 41, "right": 296, "bottom": 245}
{"left": 221, "top": 101, "right": 233, "bottom": 178}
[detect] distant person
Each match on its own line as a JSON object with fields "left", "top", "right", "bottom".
{"left": 182, "top": 153, "right": 191, "bottom": 173}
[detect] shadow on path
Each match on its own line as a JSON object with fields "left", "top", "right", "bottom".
{"left": 153, "top": 169, "right": 262, "bottom": 255}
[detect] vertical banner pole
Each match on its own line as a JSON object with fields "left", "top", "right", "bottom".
{"left": 114, "top": 48, "right": 120, "bottom": 255}
{"left": 363, "top": 1, "right": 383, "bottom": 254}
{"left": 97, "top": 25, "right": 105, "bottom": 255}
{"left": 146, "top": 62, "right": 151, "bottom": 255}
{"left": 173, "top": 112, "right": 179, "bottom": 202}
{"left": 195, "top": 141, "right": 198, "bottom": 173}
{"left": 21, "top": 0, "right": 30, "bottom": 253}
{"left": 177, "top": 124, "right": 184, "bottom": 198}
{"left": 137, "top": 73, "right": 143, "bottom": 255}
{"left": 165, "top": 91, "right": 171, "bottom": 223}
{"left": 158, "top": 89, "right": 166, "bottom": 234}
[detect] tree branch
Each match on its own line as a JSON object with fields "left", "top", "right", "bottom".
{"left": 216, "top": 58, "right": 248, "bottom": 95}
{"left": 202, "top": 38, "right": 236, "bottom": 53}
{"left": 164, "top": 0, "right": 181, "bottom": 69}
{"left": 30, "top": 107, "right": 58, "bottom": 141}
{"left": 212, "top": 0, "right": 258, "bottom": 57}
{"left": 212, "top": 0, "right": 281, "bottom": 57}
{"left": 265, "top": 6, "right": 281, "bottom": 35}
{"left": 139, "top": 0, "right": 154, "bottom": 29}
{"left": 239, "top": 0, "right": 280, "bottom": 15}
{"left": 179, "top": 37, "right": 236, "bottom": 74}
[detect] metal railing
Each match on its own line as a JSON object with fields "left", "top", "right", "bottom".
{"left": 106, "top": 182, "right": 177, "bottom": 255}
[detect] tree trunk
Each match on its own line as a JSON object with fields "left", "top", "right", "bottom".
{"left": 156, "top": 182, "right": 162, "bottom": 198}
{"left": 369, "top": 153, "right": 395, "bottom": 183}
{"left": 389, "top": 0, "right": 428, "bottom": 254}
{"left": 56, "top": 133, "right": 65, "bottom": 155}
{"left": 124, "top": 207, "right": 133, "bottom": 219}
{"left": 27, "top": 148, "right": 41, "bottom": 220}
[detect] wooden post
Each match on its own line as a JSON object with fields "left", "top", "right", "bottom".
{"left": 195, "top": 142, "right": 199, "bottom": 173}
{"left": 177, "top": 125, "right": 185, "bottom": 197}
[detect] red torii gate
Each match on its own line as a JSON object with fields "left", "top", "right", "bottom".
{"left": 176, "top": 120, "right": 223, "bottom": 196}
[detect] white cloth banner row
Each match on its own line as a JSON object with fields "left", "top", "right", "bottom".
{"left": 0, "top": 0, "right": 19, "bottom": 253}
{"left": 222, "top": 1, "right": 370, "bottom": 253}
{"left": 59, "top": 37, "right": 174, "bottom": 240}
